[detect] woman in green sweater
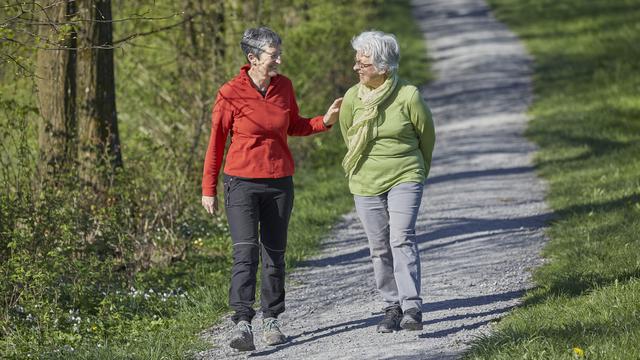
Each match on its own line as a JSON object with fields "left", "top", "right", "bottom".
{"left": 339, "top": 30, "right": 435, "bottom": 333}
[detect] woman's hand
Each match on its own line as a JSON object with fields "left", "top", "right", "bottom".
{"left": 323, "top": 97, "right": 343, "bottom": 127}
{"left": 201, "top": 195, "right": 218, "bottom": 215}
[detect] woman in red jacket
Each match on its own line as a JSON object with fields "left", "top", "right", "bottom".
{"left": 201, "top": 26, "right": 341, "bottom": 351}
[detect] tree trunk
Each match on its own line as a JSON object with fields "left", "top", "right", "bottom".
{"left": 180, "top": 0, "right": 226, "bottom": 177}
{"left": 76, "top": 0, "right": 122, "bottom": 192}
{"left": 36, "top": 0, "right": 77, "bottom": 182}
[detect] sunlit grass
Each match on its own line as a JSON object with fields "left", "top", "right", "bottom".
{"left": 465, "top": 0, "right": 640, "bottom": 358}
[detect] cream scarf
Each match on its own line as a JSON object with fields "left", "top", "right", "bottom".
{"left": 342, "top": 74, "right": 398, "bottom": 177}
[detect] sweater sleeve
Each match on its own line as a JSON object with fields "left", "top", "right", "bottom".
{"left": 408, "top": 88, "right": 436, "bottom": 178}
{"left": 202, "top": 90, "right": 234, "bottom": 196}
{"left": 286, "top": 81, "right": 329, "bottom": 136}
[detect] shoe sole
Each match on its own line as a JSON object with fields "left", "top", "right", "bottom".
{"left": 400, "top": 320, "right": 423, "bottom": 331}
{"left": 263, "top": 336, "right": 287, "bottom": 346}
{"left": 377, "top": 325, "right": 400, "bottom": 333}
{"left": 229, "top": 338, "right": 255, "bottom": 351}
{"left": 377, "top": 328, "right": 396, "bottom": 333}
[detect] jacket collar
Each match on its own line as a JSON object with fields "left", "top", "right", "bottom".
{"left": 236, "top": 63, "right": 281, "bottom": 90}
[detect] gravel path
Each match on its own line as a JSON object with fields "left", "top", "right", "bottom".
{"left": 196, "top": 0, "right": 550, "bottom": 358}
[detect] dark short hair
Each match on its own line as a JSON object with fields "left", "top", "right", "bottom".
{"left": 240, "top": 27, "right": 282, "bottom": 59}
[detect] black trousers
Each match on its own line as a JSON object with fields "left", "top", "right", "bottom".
{"left": 223, "top": 174, "right": 294, "bottom": 323}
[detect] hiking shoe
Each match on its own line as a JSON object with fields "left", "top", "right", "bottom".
{"left": 400, "top": 308, "right": 423, "bottom": 331}
{"left": 262, "top": 317, "right": 287, "bottom": 346}
{"left": 377, "top": 306, "right": 403, "bottom": 333}
{"left": 229, "top": 320, "right": 255, "bottom": 351}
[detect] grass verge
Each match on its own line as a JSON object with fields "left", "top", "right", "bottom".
{"left": 465, "top": 1, "right": 640, "bottom": 359}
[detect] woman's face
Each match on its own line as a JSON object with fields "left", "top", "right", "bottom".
{"left": 251, "top": 45, "right": 282, "bottom": 78}
{"left": 354, "top": 51, "right": 386, "bottom": 88}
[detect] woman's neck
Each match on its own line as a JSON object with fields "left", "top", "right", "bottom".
{"left": 248, "top": 67, "right": 270, "bottom": 92}
{"left": 365, "top": 73, "right": 388, "bottom": 89}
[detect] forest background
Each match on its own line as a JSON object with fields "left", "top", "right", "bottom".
{"left": 0, "top": 0, "right": 429, "bottom": 358}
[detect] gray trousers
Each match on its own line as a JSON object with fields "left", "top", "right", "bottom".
{"left": 354, "top": 182, "right": 423, "bottom": 312}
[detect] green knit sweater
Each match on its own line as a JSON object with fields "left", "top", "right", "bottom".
{"left": 339, "top": 79, "right": 436, "bottom": 196}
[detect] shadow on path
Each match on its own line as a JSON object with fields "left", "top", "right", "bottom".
{"left": 249, "top": 290, "right": 523, "bottom": 357}
{"left": 426, "top": 166, "right": 536, "bottom": 185}
{"left": 299, "top": 212, "right": 549, "bottom": 269}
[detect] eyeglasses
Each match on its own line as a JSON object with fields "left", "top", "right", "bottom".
{"left": 354, "top": 61, "right": 374, "bottom": 70}
{"left": 262, "top": 49, "right": 282, "bottom": 60}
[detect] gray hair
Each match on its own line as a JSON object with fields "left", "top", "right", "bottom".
{"left": 351, "top": 31, "right": 400, "bottom": 74}
{"left": 240, "top": 26, "right": 282, "bottom": 60}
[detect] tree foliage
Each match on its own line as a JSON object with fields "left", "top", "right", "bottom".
{"left": 1, "top": 0, "right": 378, "bottom": 356}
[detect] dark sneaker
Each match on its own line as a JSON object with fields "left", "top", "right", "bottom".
{"left": 229, "top": 320, "right": 255, "bottom": 351}
{"left": 400, "top": 308, "right": 423, "bottom": 331}
{"left": 377, "top": 306, "right": 403, "bottom": 333}
{"left": 262, "top": 317, "right": 287, "bottom": 346}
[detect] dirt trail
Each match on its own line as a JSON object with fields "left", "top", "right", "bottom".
{"left": 196, "top": 0, "right": 550, "bottom": 358}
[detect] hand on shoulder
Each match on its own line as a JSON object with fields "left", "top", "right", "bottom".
{"left": 323, "top": 97, "right": 343, "bottom": 127}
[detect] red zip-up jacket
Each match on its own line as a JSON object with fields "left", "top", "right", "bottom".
{"left": 202, "top": 64, "right": 330, "bottom": 196}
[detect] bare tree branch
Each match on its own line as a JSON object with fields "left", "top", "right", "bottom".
{"left": 112, "top": 12, "right": 203, "bottom": 45}
{"left": 3, "top": 3, "right": 202, "bottom": 49}
{"left": 1, "top": 53, "right": 36, "bottom": 76}
{"left": 1, "top": 9, "right": 27, "bottom": 26}
{"left": 5, "top": 10, "right": 185, "bottom": 26}
{"left": 3, "top": 12, "right": 204, "bottom": 51}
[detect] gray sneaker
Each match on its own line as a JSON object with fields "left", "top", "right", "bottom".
{"left": 262, "top": 317, "right": 287, "bottom": 346}
{"left": 377, "top": 306, "right": 403, "bottom": 333}
{"left": 229, "top": 320, "right": 255, "bottom": 351}
{"left": 400, "top": 308, "right": 423, "bottom": 331}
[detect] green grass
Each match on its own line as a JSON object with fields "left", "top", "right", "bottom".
{"left": 0, "top": 1, "right": 430, "bottom": 359}
{"left": 465, "top": 0, "right": 640, "bottom": 359}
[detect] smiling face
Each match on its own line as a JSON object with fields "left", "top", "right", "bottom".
{"left": 249, "top": 45, "right": 282, "bottom": 78}
{"left": 353, "top": 51, "right": 386, "bottom": 89}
